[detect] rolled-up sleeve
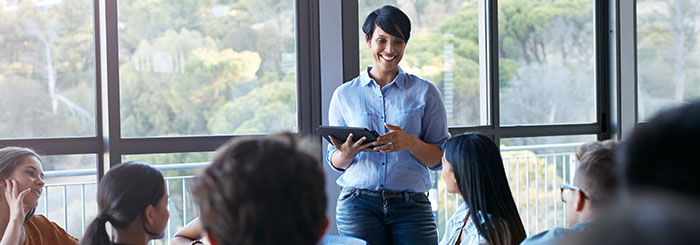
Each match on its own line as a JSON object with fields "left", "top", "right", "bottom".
{"left": 422, "top": 83, "right": 450, "bottom": 170}
{"left": 326, "top": 89, "right": 359, "bottom": 172}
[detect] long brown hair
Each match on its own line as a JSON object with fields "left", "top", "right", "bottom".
{"left": 0, "top": 146, "right": 41, "bottom": 221}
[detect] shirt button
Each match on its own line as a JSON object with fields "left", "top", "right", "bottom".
{"left": 382, "top": 162, "right": 385, "bottom": 165}
{"left": 380, "top": 184, "right": 384, "bottom": 187}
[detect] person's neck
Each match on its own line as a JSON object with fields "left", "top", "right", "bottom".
{"left": 113, "top": 222, "right": 149, "bottom": 245}
{"left": 369, "top": 66, "right": 399, "bottom": 88}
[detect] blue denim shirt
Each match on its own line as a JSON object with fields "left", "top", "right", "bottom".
{"left": 439, "top": 203, "right": 487, "bottom": 245}
{"left": 519, "top": 222, "right": 591, "bottom": 245}
{"left": 326, "top": 66, "right": 449, "bottom": 192}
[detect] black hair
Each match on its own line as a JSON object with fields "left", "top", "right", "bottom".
{"left": 620, "top": 101, "right": 700, "bottom": 198}
{"left": 191, "top": 133, "right": 326, "bottom": 245}
{"left": 362, "top": 5, "right": 411, "bottom": 42}
{"left": 0, "top": 146, "right": 41, "bottom": 222}
{"left": 80, "top": 162, "right": 166, "bottom": 245}
{"left": 444, "top": 133, "right": 526, "bottom": 245}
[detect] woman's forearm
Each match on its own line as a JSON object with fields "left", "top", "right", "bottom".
{"left": 408, "top": 137, "right": 443, "bottom": 168}
{"left": 330, "top": 150, "right": 354, "bottom": 170}
{"left": 0, "top": 220, "right": 23, "bottom": 245}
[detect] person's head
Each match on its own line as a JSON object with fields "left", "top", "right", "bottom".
{"left": 620, "top": 101, "right": 700, "bottom": 199}
{"left": 564, "top": 140, "right": 618, "bottom": 226}
{"left": 0, "top": 146, "right": 44, "bottom": 221}
{"left": 569, "top": 191, "right": 700, "bottom": 245}
{"left": 80, "top": 162, "right": 168, "bottom": 245}
{"left": 363, "top": 5, "right": 411, "bottom": 73}
{"left": 442, "top": 133, "right": 526, "bottom": 245}
{"left": 191, "top": 133, "right": 327, "bottom": 245}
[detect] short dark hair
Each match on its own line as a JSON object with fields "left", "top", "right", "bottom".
{"left": 574, "top": 140, "right": 618, "bottom": 208}
{"left": 620, "top": 101, "right": 700, "bottom": 199}
{"left": 362, "top": 5, "right": 411, "bottom": 42}
{"left": 80, "top": 162, "right": 166, "bottom": 245}
{"left": 191, "top": 133, "right": 326, "bottom": 245}
{"left": 0, "top": 146, "right": 41, "bottom": 221}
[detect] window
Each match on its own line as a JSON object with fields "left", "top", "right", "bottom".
{"left": 0, "top": 0, "right": 96, "bottom": 138}
{"left": 637, "top": 0, "right": 700, "bottom": 120}
{"left": 118, "top": 0, "right": 298, "bottom": 137}
{"left": 499, "top": 0, "right": 596, "bottom": 125}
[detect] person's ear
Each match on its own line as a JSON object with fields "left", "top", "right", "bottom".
{"left": 317, "top": 216, "right": 330, "bottom": 243}
{"left": 366, "top": 35, "right": 372, "bottom": 48}
{"left": 144, "top": 204, "right": 156, "bottom": 226}
{"left": 575, "top": 191, "right": 586, "bottom": 212}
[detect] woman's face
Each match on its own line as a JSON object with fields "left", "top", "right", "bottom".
{"left": 366, "top": 26, "right": 406, "bottom": 73}
{"left": 5, "top": 156, "right": 44, "bottom": 208}
{"left": 148, "top": 185, "right": 170, "bottom": 239}
{"left": 441, "top": 156, "right": 460, "bottom": 194}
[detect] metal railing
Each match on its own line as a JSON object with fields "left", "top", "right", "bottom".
{"left": 37, "top": 143, "right": 581, "bottom": 242}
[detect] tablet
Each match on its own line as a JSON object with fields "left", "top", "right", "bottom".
{"left": 317, "top": 126, "right": 380, "bottom": 146}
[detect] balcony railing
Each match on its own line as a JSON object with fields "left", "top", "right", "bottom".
{"left": 36, "top": 143, "right": 581, "bottom": 243}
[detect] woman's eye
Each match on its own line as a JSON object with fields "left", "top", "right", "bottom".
{"left": 26, "top": 171, "right": 35, "bottom": 176}
{"left": 377, "top": 39, "right": 386, "bottom": 43}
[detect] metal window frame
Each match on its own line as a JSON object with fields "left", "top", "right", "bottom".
{"left": 0, "top": 0, "right": 322, "bottom": 181}
{"left": 340, "top": 0, "right": 614, "bottom": 144}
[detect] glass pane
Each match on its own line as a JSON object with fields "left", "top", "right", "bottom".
{"left": 359, "top": 0, "right": 487, "bottom": 127}
{"left": 0, "top": 0, "right": 96, "bottom": 138}
{"left": 118, "top": 0, "right": 297, "bottom": 137}
{"left": 500, "top": 135, "right": 595, "bottom": 236}
{"left": 122, "top": 152, "right": 214, "bottom": 244}
{"left": 637, "top": 0, "right": 700, "bottom": 120}
{"left": 36, "top": 154, "right": 97, "bottom": 239}
{"left": 498, "top": 0, "right": 596, "bottom": 125}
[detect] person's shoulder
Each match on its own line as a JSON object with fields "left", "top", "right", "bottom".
{"left": 403, "top": 72, "right": 440, "bottom": 93}
{"left": 26, "top": 214, "right": 78, "bottom": 244}
{"left": 334, "top": 75, "right": 366, "bottom": 94}
{"left": 520, "top": 226, "right": 583, "bottom": 245}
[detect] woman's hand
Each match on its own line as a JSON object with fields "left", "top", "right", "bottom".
{"left": 0, "top": 179, "right": 31, "bottom": 245}
{"left": 329, "top": 133, "right": 374, "bottom": 170}
{"left": 3, "top": 179, "right": 31, "bottom": 223}
{"left": 372, "top": 123, "right": 417, "bottom": 153}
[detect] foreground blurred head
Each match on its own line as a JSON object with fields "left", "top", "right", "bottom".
{"left": 192, "top": 133, "right": 327, "bottom": 245}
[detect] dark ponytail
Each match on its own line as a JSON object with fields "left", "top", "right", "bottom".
{"left": 79, "top": 162, "right": 165, "bottom": 245}
{"left": 81, "top": 213, "right": 112, "bottom": 245}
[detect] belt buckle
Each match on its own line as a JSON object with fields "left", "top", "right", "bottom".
{"left": 381, "top": 190, "right": 389, "bottom": 197}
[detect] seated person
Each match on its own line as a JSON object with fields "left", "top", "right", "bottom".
{"left": 0, "top": 146, "right": 78, "bottom": 245}
{"left": 189, "top": 133, "right": 328, "bottom": 245}
{"left": 569, "top": 191, "right": 700, "bottom": 245}
{"left": 440, "top": 133, "right": 526, "bottom": 245}
{"left": 80, "top": 162, "right": 169, "bottom": 245}
{"left": 619, "top": 101, "right": 700, "bottom": 199}
{"left": 520, "top": 140, "right": 618, "bottom": 245}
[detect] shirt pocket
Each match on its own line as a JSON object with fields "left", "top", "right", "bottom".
{"left": 388, "top": 106, "right": 424, "bottom": 137}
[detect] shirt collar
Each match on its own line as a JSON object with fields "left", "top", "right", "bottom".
{"left": 360, "top": 66, "right": 407, "bottom": 89}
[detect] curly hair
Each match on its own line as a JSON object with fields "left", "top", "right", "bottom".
{"left": 191, "top": 133, "right": 326, "bottom": 245}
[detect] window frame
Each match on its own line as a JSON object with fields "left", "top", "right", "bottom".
{"left": 341, "top": 0, "right": 615, "bottom": 144}
{"left": 0, "top": 0, "right": 323, "bottom": 180}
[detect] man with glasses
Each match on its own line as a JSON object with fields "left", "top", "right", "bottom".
{"left": 520, "top": 140, "right": 618, "bottom": 245}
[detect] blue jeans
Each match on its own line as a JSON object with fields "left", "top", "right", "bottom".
{"left": 336, "top": 188, "right": 438, "bottom": 245}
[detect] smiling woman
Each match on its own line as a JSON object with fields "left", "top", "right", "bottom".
{"left": 326, "top": 5, "right": 449, "bottom": 245}
{"left": 0, "top": 147, "right": 78, "bottom": 245}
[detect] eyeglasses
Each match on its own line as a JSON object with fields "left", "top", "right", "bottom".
{"left": 560, "top": 184, "right": 587, "bottom": 203}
